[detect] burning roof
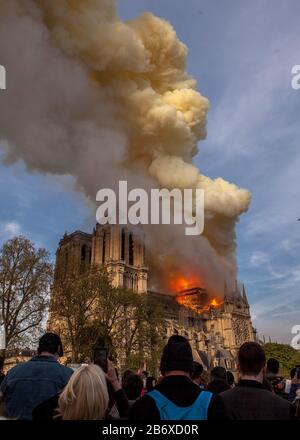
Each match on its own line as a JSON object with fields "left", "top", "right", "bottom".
{"left": 176, "top": 287, "right": 223, "bottom": 314}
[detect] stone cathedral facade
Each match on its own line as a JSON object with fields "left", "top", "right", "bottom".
{"left": 54, "top": 224, "right": 148, "bottom": 293}
{"left": 52, "top": 224, "right": 256, "bottom": 370}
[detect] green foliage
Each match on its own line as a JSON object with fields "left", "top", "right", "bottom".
{"left": 264, "top": 342, "right": 300, "bottom": 377}
{"left": 0, "top": 236, "right": 52, "bottom": 352}
{"left": 51, "top": 268, "right": 165, "bottom": 369}
{"left": 127, "top": 293, "right": 165, "bottom": 377}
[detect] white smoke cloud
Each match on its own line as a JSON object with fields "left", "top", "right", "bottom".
{"left": 0, "top": 0, "right": 251, "bottom": 296}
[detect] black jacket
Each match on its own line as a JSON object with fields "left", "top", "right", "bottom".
{"left": 207, "top": 379, "right": 230, "bottom": 394}
{"left": 129, "top": 375, "right": 228, "bottom": 420}
{"left": 221, "top": 379, "right": 294, "bottom": 420}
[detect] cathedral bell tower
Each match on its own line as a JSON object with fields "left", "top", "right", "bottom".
{"left": 91, "top": 224, "right": 148, "bottom": 293}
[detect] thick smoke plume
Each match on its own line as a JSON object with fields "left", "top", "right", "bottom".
{"left": 0, "top": 0, "right": 251, "bottom": 296}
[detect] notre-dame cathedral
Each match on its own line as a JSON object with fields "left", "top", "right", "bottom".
{"left": 52, "top": 223, "right": 256, "bottom": 370}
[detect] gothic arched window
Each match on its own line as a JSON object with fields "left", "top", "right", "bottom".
{"left": 129, "top": 233, "right": 134, "bottom": 266}
{"left": 102, "top": 233, "right": 106, "bottom": 264}
{"left": 81, "top": 245, "right": 86, "bottom": 262}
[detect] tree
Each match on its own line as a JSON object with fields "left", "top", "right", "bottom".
{"left": 50, "top": 268, "right": 115, "bottom": 362}
{"left": 50, "top": 268, "right": 165, "bottom": 370}
{"left": 119, "top": 293, "right": 165, "bottom": 375}
{"left": 0, "top": 236, "right": 52, "bottom": 355}
{"left": 264, "top": 342, "right": 300, "bottom": 377}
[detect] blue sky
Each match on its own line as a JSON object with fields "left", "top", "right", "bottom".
{"left": 1, "top": 0, "right": 300, "bottom": 343}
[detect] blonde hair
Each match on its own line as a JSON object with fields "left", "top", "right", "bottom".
{"left": 58, "top": 364, "right": 109, "bottom": 420}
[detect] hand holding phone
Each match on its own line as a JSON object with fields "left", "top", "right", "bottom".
{"left": 93, "top": 347, "right": 108, "bottom": 373}
{"left": 105, "top": 359, "right": 121, "bottom": 392}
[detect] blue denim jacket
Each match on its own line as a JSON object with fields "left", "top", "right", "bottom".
{"left": 0, "top": 355, "right": 73, "bottom": 420}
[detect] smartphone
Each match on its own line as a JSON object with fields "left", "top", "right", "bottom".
{"left": 93, "top": 347, "right": 108, "bottom": 373}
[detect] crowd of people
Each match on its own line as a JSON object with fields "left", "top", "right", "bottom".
{"left": 0, "top": 332, "right": 299, "bottom": 420}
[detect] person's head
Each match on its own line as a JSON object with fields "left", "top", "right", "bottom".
{"left": 290, "top": 367, "right": 300, "bottom": 380}
{"left": 142, "top": 370, "right": 149, "bottom": 378}
{"left": 0, "top": 355, "right": 4, "bottom": 372}
{"left": 160, "top": 335, "right": 194, "bottom": 376}
{"left": 211, "top": 366, "right": 227, "bottom": 381}
{"left": 121, "top": 369, "right": 133, "bottom": 386}
{"left": 191, "top": 361, "right": 203, "bottom": 383}
{"left": 290, "top": 368, "right": 296, "bottom": 379}
{"left": 58, "top": 364, "right": 109, "bottom": 420}
{"left": 238, "top": 342, "right": 266, "bottom": 380}
{"left": 226, "top": 371, "right": 235, "bottom": 386}
{"left": 38, "top": 333, "right": 63, "bottom": 358}
{"left": 266, "top": 358, "right": 279, "bottom": 375}
{"left": 168, "top": 335, "right": 189, "bottom": 344}
{"left": 123, "top": 374, "right": 143, "bottom": 401}
{"left": 146, "top": 376, "right": 156, "bottom": 392}
{"left": 156, "top": 376, "right": 164, "bottom": 386}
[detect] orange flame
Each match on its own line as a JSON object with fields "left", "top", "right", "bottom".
{"left": 210, "top": 298, "right": 221, "bottom": 307}
{"left": 169, "top": 275, "right": 202, "bottom": 293}
{"left": 170, "top": 274, "right": 223, "bottom": 314}
{"left": 176, "top": 295, "right": 223, "bottom": 314}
